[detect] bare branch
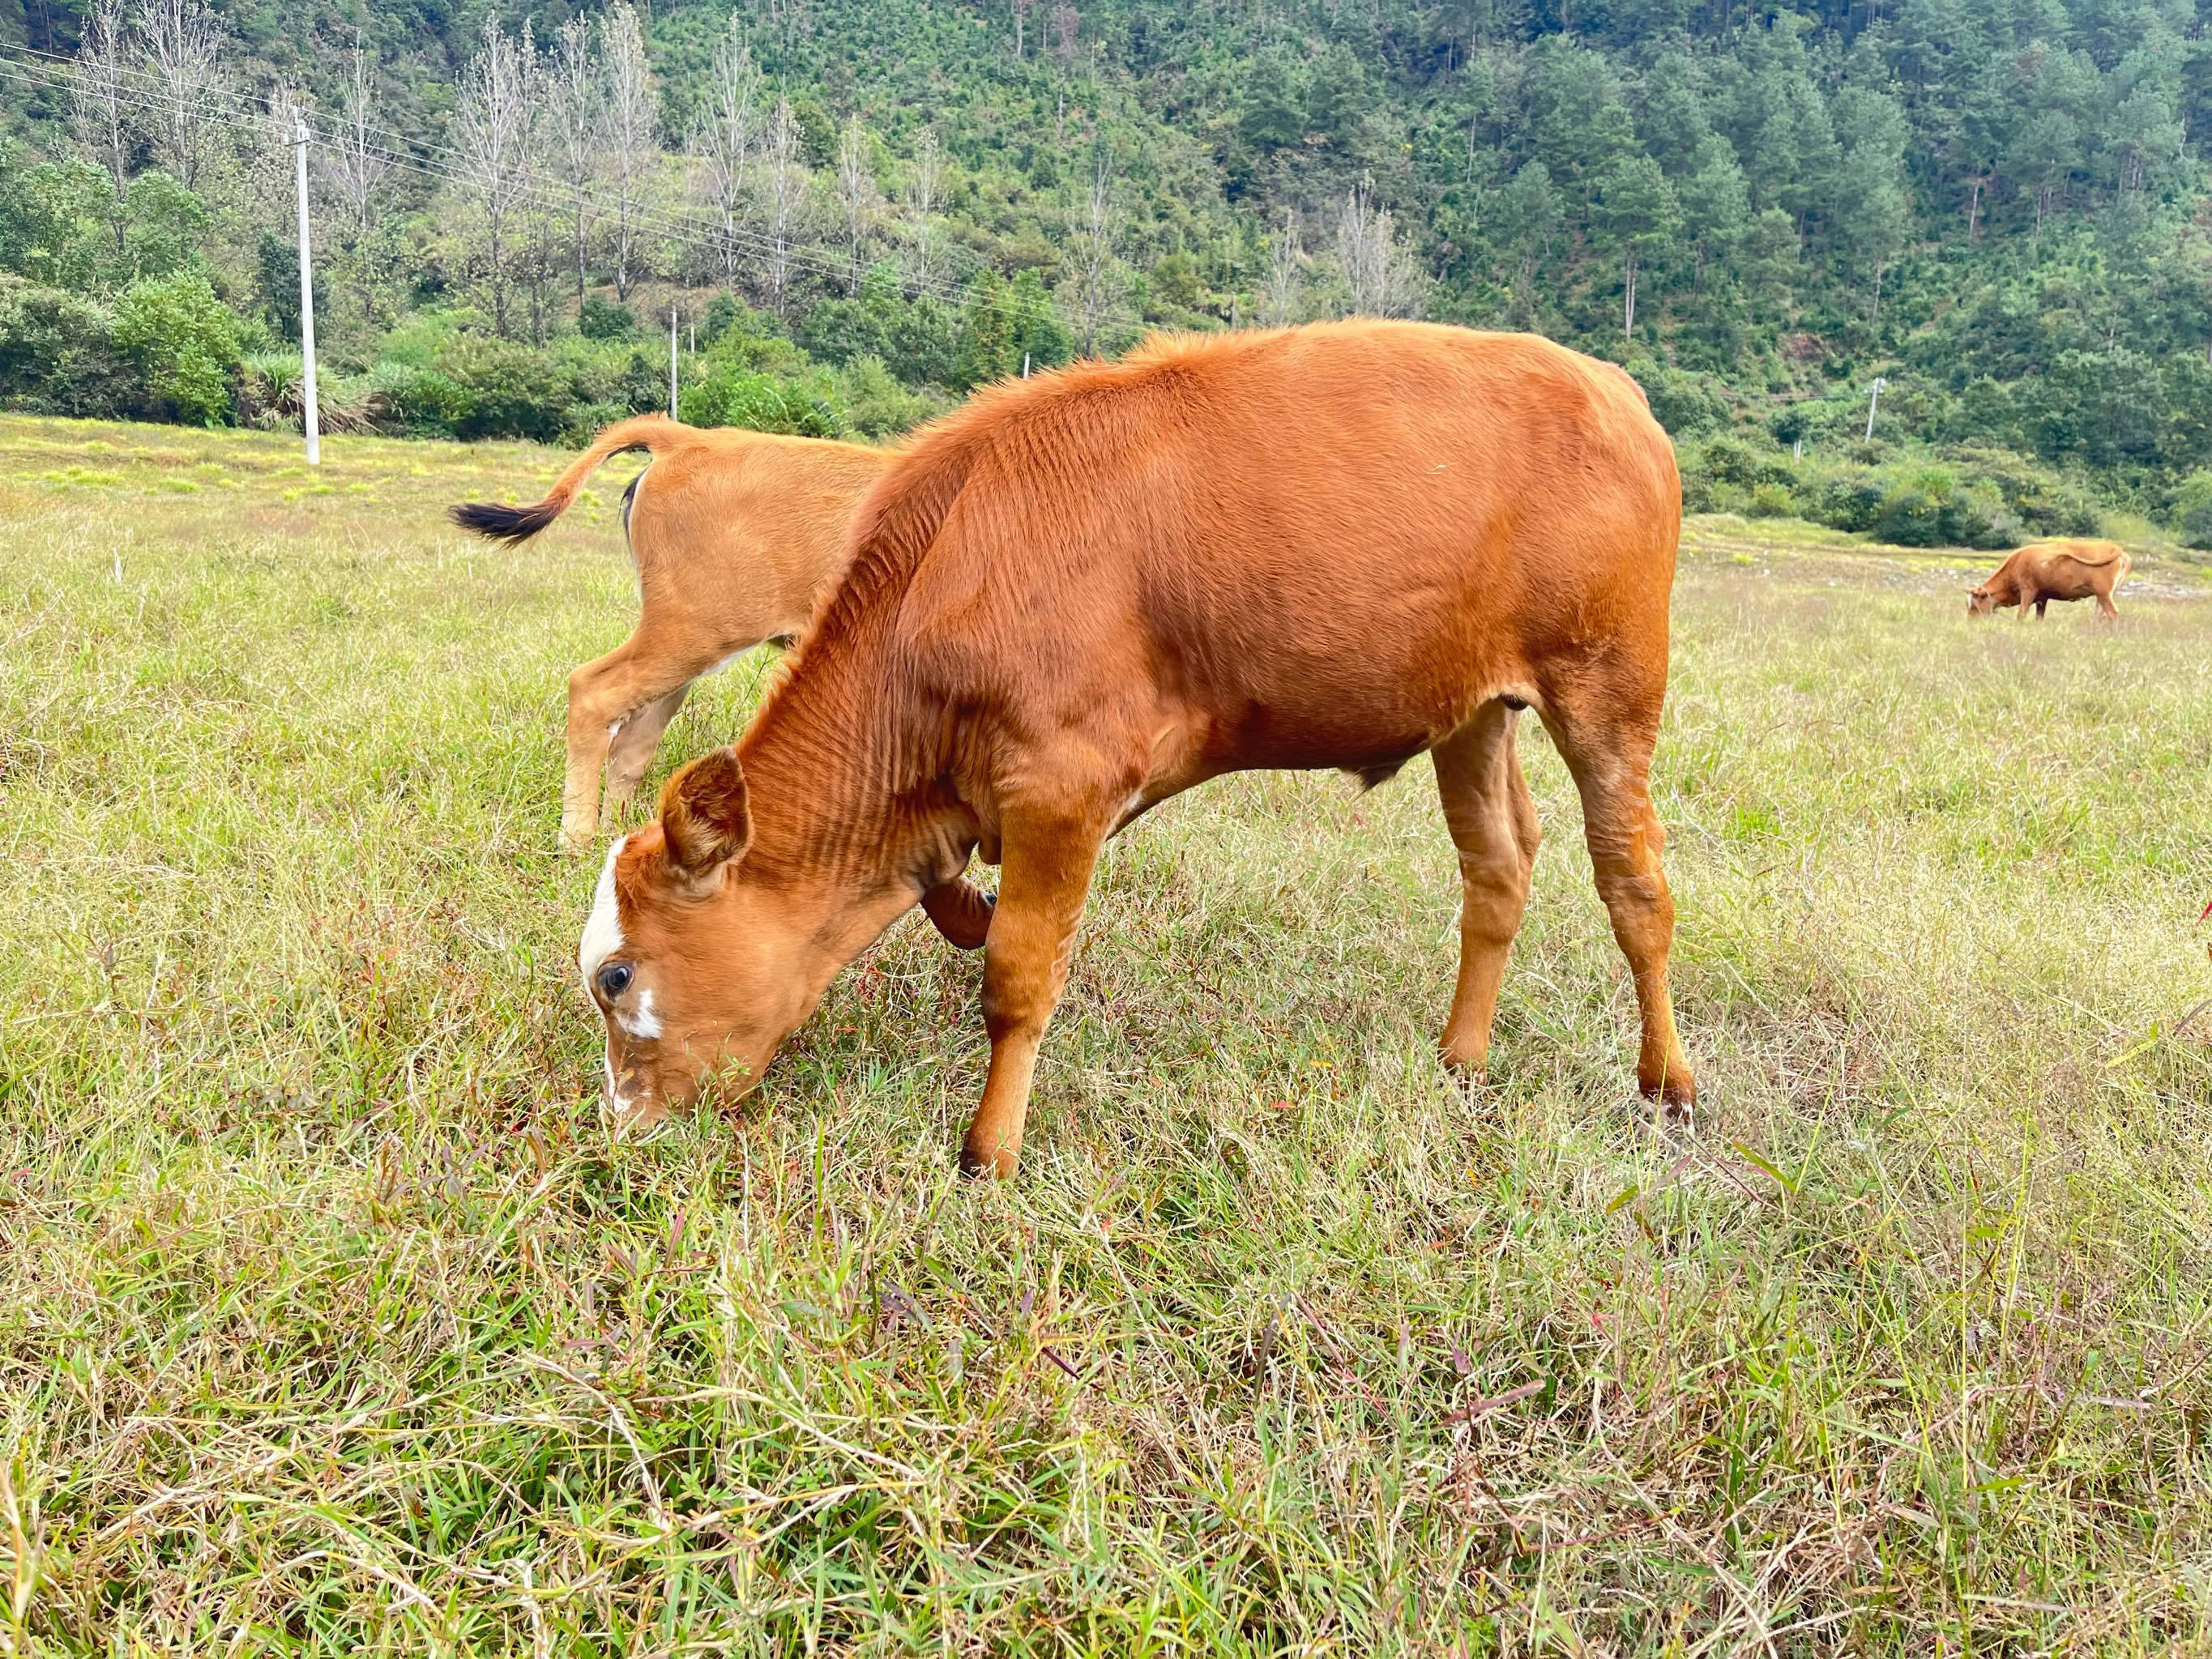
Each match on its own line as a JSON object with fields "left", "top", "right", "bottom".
{"left": 135, "top": 0, "right": 228, "bottom": 190}
{"left": 1068, "top": 154, "right": 1121, "bottom": 354}
{"left": 322, "top": 42, "right": 391, "bottom": 237}
{"left": 835, "top": 113, "right": 878, "bottom": 295}
{"left": 692, "top": 19, "right": 758, "bottom": 293}
{"left": 903, "top": 126, "right": 942, "bottom": 296}
{"left": 1262, "top": 210, "right": 1301, "bottom": 326}
{"left": 71, "top": 0, "right": 130, "bottom": 199}
{"left": 544, "top": 15, "right": 603, "bottom": 310}
{"left": 601, "top": 2, "right": 657, "bottom": 303}
{"left": 761, "top": 96, "right": 804, "bottom": 316}
{"left": 453, "top": 19, "right": 538, "bottom": 338}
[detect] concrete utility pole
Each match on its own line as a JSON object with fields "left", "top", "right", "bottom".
{"left": 669, "top": 307, "right": 679, "bottom": 419}
{"left": 1864, "top": 376, "right": 1888, "bottom": 442}
{"left": 291, "top": 108, "right": 321, "bottom": 466}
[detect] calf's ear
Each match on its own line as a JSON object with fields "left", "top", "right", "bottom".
{"left": 660, "top": 749, "right": 753, "bottom": 878}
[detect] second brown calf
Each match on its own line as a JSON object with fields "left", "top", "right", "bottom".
{"left": 451, "top": 416, "right": 896, "bottom": 852}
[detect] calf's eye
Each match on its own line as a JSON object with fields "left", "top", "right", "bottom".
{"left": 597, "top": 962, "right": 634, "bottom": 1000}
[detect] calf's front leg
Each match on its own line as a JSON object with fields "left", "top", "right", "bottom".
{"left": 960, "top": 801, "right": 1110, "bottom": 1179}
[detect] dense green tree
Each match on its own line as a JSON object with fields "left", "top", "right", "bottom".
{"left": 1592, "top": 153, "right": 1680, "bottom": 339}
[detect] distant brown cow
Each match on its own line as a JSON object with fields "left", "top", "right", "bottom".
{"left": 576, "top": 321, "right": 1697, "bottom": 1175}
{"left": 451, "top": 416, "right": 895, "bottom": 852}
{"left": 1967, "top": 539, "right": 2131, "bottom": 621}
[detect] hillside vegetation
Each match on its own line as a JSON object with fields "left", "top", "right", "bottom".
{"left": 6, "top": 0, "right": 2212, "bottom": 537}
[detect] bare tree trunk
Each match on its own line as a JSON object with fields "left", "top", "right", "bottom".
{"left": 547, "top": 16, "right": 604, "bottom": 310}
{"left": 1337, "top": 180, "right": 1422, "bottom": 318}
{"left": 326, "top": 43, "right": 391, "bottom": 240}
{"left": 135, "top": 0, "right": 227, "bottom": 190}
{"left": 905, "top": 127, "right": 942, "bottom": 296}
{"left": 762, "top": 97, "right": 802, "bottom": 317}
{"left": 1262, "top": 210, "right": 1300, "bottom": 326}
{"left": 836, "top": 113, "right": 878, "bottom": 296}
{"left": 1623, "top": 243, "right": 1637, "bottom": 338}
{"left": 71, "top": 0, "right": 130, "bottom": 254}
{"left": 455, "top": 19, "right": 538, "bottom": 339}
{"left": 1071, "top": 155, "right": 1119, "bottom": 353}
{"left": 602, "top": 2, "right": 656, "bottom": 304}
{"left": 697, "top": 20, "right": 758, "bottom": 294}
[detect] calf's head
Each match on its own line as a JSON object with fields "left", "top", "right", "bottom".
{"left": 1966, "top": 584, "right": 1996, "bottom": 617}
{"left": 577, "top": 751, "right": 865, "bottom": 1128}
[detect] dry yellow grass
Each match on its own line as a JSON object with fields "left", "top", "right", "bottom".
{"left": 1, "top": 413, "right": 2210, "bottom": 1653}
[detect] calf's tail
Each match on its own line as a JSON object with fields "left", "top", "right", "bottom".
{"left": 448, "top": 414, "right": 692, "bottom": 545}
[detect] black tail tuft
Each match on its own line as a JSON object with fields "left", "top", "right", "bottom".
{"left": 449, "top": 497, "right": 564, "bottom": 544}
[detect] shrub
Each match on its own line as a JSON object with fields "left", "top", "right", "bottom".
{"left": 678, "top": 365, "right": 844, "bottom": 437}
{"left": 0, "top": 274, "right": 138, "bottom": 417}
{"left": 111, "top": 271, "right": 241, "bottom": 424}
{"left": 235, "top": 352, "right": 381, "bottom": 433}
{"left": 437, "top": 336, "right": 577, "bottom": 442}
{"left": 955, "top": 269, "right": 1073, "bottom": 390}
{"left": 1873, "top": 480, "right": 1944, "bottom": 545}
{"left": 1747, "top": 482, "right": 1796, "bottom": 518}
{"left": 362, "top": 360, "right": 472, "bottom": 437}
{"left": 1813, "top": 474, "right": 1878, "bottom": 532}
{"left": 1629, "top": 360, "right": 1732, "bottom": 437}
{"left": 0, "top": 160, "right": 211, "bottom": 299}
{"left": 837, "top": 355, "right": 942, "bottom": 439}
{"left": 2174, "top": 471, "right": 2212, "bottom": 548}
{"left": 579, "top": 295, "right": 640, "bottom": 341}
{"left": 0, "top": 158, "right": 111, "bottom": 292}
{"left": 1869, "top": 467, "right": 2009, "bottom": 548}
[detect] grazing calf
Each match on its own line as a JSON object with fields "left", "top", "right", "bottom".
{"left": 1968, "top": 539, "right": 2131, "bottom": 621}
{"left": 577, "top": 321, "right": 1696, "bottom": 1175}
{"left": 451, "top": 416, "right": 896, "bottom": 852}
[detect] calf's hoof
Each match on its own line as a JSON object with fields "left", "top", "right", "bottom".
{"left": 958, "top": 1141, "right": 1018, "bottom": 1180}
{"left": 1639, "top": 1069, "right": 1697, "bottom": 1132}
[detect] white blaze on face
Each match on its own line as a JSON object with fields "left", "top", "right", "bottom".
{"left": 617, "top": 987, "right": 662, "bottom": 1041}
{"left": 579, "top": 834, "right": 628, "bottom": 989}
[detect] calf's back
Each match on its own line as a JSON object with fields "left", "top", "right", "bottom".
{"left": 871, "top": 322, "right": 1681, "bottom": 777}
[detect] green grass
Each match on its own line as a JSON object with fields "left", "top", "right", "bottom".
{"left": 2, "top": 412, "right": 2210, "bottom": 1654}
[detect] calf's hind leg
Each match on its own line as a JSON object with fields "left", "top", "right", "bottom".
{"left": 1433, "top": 701, "right": 1541, "bottom": 1079}
{"left": 1541, "top": 691, "right": 1696, "bottom": 1123}
{"left": 562, "top": 632, "right": 727, "bottom": 851}
{"left": 601, "top": 682, "right": 691, "bottom": 825}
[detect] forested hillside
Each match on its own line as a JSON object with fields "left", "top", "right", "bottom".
{"left": 5, "top": 0, "right": 2212, "bottom": 541}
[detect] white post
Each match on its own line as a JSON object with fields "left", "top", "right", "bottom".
{"left": 669, "top": 307, "right": 679, "bottom": 420}
{"left": 1022, "top": 352, "right": 1031, "bottom": 379}
{"left": 1864, "top": 376, "right": 1887, "bottom": 442}
{"left": 292, "top": 109, "right": 320, "bottom": 467}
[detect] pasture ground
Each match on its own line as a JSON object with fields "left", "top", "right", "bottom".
{"left": 2, "top": 414, "right": 2210, "bottom": 1655}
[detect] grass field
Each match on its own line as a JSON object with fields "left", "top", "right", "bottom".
{"left": 2, "top": 412, "right": 2210, "bottom": 1655}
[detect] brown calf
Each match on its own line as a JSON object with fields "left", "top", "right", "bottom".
{"left": 577, "top": 321, "right": 1697, "bottom": 1175}
{"left": 451, "top": 416, "right": 896, "bottom": 852}
{"left": 1967, "top": 538, "right": 2131, "bottom": 621}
